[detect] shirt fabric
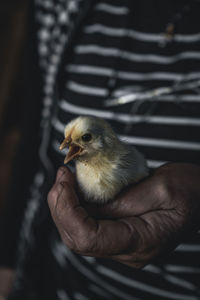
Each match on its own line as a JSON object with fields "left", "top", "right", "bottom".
{"left": 3, "top": 0, "right": 200, "bottom": 299}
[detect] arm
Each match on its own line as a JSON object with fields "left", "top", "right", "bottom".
{"left": 48, "top": 164, "right": 200, "bottom": 268}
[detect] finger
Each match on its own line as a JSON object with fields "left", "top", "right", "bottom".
{"left": 55, "top": 166, "right": 66, "bottom": 182}
{"left": 49, "top": 181, "right": 99, "bottom": 253}
{"left": 48, "top": 181, "right": 64, "bottom": 213}
{"left": 110, "top": 208, "right": 182, "bottom": 267}
{"left": 111, "top": 254, "right": 149, "bottom": 269}
{"left": 49, "top": 181, "right": 168, "bottom": 259}
{"left": 48, "top": 167, "right": 76, "bottom": 210}
{"left": 85, "top": 173, "right": 169, "bottom": 219}
{"left": 110, "top": 242, "right": 159, "bottom": 268}
{"left": 52, "top": 183, "right": 142, "bottom": 256}
{"left": 55, "top": 166, "right": 75, "bottom": 186}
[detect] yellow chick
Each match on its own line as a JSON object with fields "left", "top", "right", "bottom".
{"left": 60, "top": 116, "right": 148, "bottom": 203}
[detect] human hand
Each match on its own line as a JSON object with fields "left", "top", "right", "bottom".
{"left": 48, "top": 164, "right": 200, "bottom": 268}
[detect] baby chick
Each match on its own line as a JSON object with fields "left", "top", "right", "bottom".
{"left": 60, "top": 116, "right": 148, "bottom": 203}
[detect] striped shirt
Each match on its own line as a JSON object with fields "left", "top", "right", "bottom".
{"left": 11, "top": 0, "right": 200, "bottom": 299}
{"left": 50, "top": 0, "right": 200, "bottom": 170}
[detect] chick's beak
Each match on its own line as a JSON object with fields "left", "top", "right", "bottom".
{"left": 59, "top": 137, "right": 71, "bottom": 150}
{"left": 59, "top": 137, "right": 83, "bottom": 164}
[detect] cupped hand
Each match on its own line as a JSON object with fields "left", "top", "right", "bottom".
{"left": 48, "top": 164, "right": 200, "bottom": 268}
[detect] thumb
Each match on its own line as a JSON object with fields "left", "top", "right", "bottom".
{"left": 48, "top": 166, "right": 76, "bottom": 216}
{"left": 56, "top": 166, "right": 76, "bottom": 186}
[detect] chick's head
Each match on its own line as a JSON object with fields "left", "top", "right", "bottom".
{"left": 60, "top": 116, "right": 118, "bottom": 164}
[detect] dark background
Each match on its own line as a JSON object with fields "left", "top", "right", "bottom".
{"left": 0, "top": 0, "right": 29, "bottom": 212}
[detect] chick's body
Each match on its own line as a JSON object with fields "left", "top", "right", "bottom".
{"left": 60, "top": 116, "right": 148, "bottom": 203}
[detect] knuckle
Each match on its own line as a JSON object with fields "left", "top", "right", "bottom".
{"left": 74, "top": 234, "right": 91, "bottom": 253}
{"left": 56, "top": 198, "right": 66, "bottom": 214}
{"left": 63, "top": 237, "right": 87, "bottom": 253}
{"left": 78, "top": 240, "right": 90, "bottom": 253}
{"left": 59, "top": 227, "right": 92, "bottom": 254}
{"left": 154, "top": 175, "right": 171, "bottom": 204}
{"left": 48, "top": 187, "right": 57, "bottom": 202}
{"left": 74, "top": 230, "right": 97, "bottom": 254}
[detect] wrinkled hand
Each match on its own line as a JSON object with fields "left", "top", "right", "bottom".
{"left": 48, "top": 164, "right": 200, "bottom": 268}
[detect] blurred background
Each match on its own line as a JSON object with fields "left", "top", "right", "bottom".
{"left": 0, "top": 0, "right": 29, "bottom": 214}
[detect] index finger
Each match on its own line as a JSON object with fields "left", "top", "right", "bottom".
{"left": 50, "top": 181, "right": 141, "bottom": 257}
{"left": 48, "top": 166, "right": 75, "bottom": 210}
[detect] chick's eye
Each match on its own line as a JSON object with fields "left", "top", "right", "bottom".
{"left": 82, "top": 133, "right": 92, "bottom": 142}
